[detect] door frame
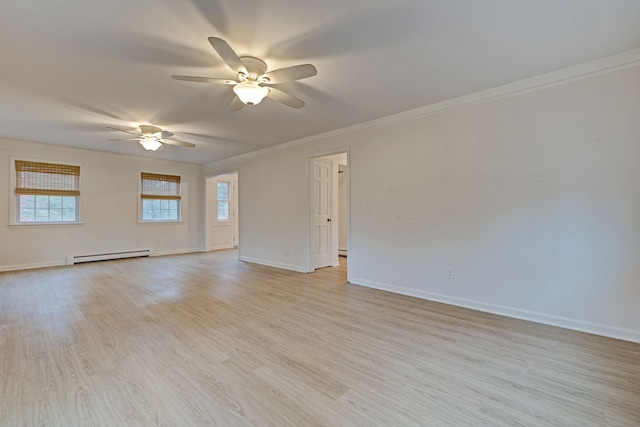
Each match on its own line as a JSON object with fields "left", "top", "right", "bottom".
{"left": 307, "top": 149, "right": 350, "bottom": 277}
{"left": 204, "top": 171, "right": 239, "bottom": 253}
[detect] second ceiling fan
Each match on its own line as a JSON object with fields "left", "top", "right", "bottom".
{"left": 172, "top": 37, "right": 317, "bottom": 111}
{"left": 106, "top": 125, "right": 195, "bottom": 152}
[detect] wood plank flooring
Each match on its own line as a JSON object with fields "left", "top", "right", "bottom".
{"left": 1, "top": 250, "right": 639, "bottom": 426}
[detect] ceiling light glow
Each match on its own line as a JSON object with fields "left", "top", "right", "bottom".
{"left": 233, "top": 81, "right": 269, "bottom": 106}
{"left": 139, "top": 136, "right": 163, "bottom": 151}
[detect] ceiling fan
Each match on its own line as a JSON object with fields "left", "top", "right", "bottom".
{"left": 106, "top": 125, "right": 196, "bottom": 152}
{"left": 172, "top": 37, "right": 317, "bottom": 111}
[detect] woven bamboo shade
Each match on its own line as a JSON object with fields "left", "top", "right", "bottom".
{"left": 141, "top": 173, "right": 181, "bottom": 200}
{"left": 15, "top": 160, "right": 80, "bottom": 196}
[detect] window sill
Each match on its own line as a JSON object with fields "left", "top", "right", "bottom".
{"left": 137, "top": 220, "right": 184, "bottom": 225}
{"left": 8, "top": 222, "right": 85, "bottom": 228}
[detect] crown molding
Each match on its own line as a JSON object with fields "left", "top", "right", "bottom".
{"left": 204, "top": 48, "right": 640, "bottom": 173}
{"left": 0, "top": 137, "right": 202, "bottom": 171}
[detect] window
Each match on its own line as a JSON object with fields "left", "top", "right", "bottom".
{"left": 217, "top": 181, "right": 230, "bottom": 221}
{"left": 14, "top": 160, "right": 80, "bottom": 224}
{"left": 140, "top": 172, "right": 181, "bottom": 221}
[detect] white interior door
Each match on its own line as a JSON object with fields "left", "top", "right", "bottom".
{"left": 207, "top": 174, "right": 237, "bottom": 251}
{"left": 312, "top": 158, "right": 332, "bottom": 269}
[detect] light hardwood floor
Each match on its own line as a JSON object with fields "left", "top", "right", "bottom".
{"left": 1, "top": 250, "right": 639, "bottom": 426}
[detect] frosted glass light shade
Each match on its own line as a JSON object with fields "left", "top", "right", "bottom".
{"left": 139, "top": 137, "right": 163, "bottom": 151}
{"left": 233, "top": 82, "right": 269, "bottom": 106}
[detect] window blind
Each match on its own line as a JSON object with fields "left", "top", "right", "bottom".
{"left": 15, "top": 160, "right": 80, "bottom": 196}
{"left": 141, "top": 173, "right": 181, "bottom": 200}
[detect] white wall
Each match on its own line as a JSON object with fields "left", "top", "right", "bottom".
{"left": 0, "top": 139, "right": 203, "bottom": 271}
{"left": 234, "top": 152, "right": 310, "bottom": 272}
{"left": 206, "top": 63, "right": 640, "bottom": 342}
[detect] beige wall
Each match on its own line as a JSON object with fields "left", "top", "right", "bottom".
{"left": 0, "top": 140, "right": 203, "bottom": 271}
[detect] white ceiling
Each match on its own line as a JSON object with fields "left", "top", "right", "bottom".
{"left": 2, "top": 0, "right": 640, "bottom": 164}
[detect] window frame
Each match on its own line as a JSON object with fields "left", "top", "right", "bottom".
{"left": 9, "top": 157, "right": 84, "bottom": 226}
{"left": 217, "top": 181, "right": 231, "bottom": 222}
{"left": 138, "top": 171, "right": 183, "bottom": 224}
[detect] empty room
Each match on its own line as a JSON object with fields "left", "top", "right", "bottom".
{"left": 1, "top": 1, "right": 639, "bottom": 425}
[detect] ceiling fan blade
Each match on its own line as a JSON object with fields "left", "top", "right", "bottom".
{"left": 171, "top": 75, "right": 236, "bottom": 84}
{"left": 263, "top": 64, "right": 317, "bottom": 84}
{"left": 208, "top": 37, "right": 248, "bottom": 75}
{"left": 157, "top": 131, "right": 174, "bottom": 138}
{"left": 162, "top": 139, "right": 196, "bottom": 148}
{"left": 178, "top": 132, "right": 242, "bottom": 146}
{"left": 229, "top": 96, "right": 244, "bottom": 111}
{"left": 140, "top": 125, "right": 163, "bottom": 136}
{"left": 267, "top": 87, "right": 305, "bottom": 109}
{"left": 105, "top": 126, "right": 140, "bottom": 136}
{"left": 108, "top": 138, "right": 140, "bottom": 141}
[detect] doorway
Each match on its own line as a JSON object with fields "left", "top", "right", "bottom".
{"left": 309, "top": 152, "right": 348, "bottom": 271}
{"left": 205, "top": 173, "right": 239, "bottom": 251}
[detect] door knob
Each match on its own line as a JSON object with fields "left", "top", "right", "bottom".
{"left": 327, "top": 218, "right": 332, "bottom": 222}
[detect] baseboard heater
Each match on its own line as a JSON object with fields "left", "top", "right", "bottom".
{"left": 66, "top": 249, "right": 151, "bottom": 265}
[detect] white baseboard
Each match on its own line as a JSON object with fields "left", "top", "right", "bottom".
{"left": 349, "top": 277, "right": 640, "bottom": 344}
{"left": 239, "top": 256, "right": 308, "bottom": 273}
{"left": 208, "top": 245, "right": 235, "bottom": 251}
{"left": 151, "top": 248, "right": 202, "bottom": 257}
{"left": 0, "top": 249, "right": 204, "bottom": 272}
{"left": 0, "top": 260, "right": 67, "bottom": 272}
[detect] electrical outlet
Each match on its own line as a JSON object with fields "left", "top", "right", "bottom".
{"left": 447, "top": 268, "right": 454, "bottom": 279}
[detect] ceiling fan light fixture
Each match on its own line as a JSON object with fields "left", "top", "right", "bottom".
{"left": 233, "top": 81, "right": 269, "bottom": 106}
{"left": 139, "top": 136, "right": 163, "bottom": 151}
